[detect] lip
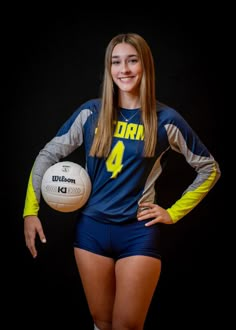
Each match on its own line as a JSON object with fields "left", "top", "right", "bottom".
{"left": 118, "top": 77, "right": 134, "bottom": 82}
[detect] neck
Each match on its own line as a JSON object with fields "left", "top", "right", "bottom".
{"left": 118, "top": 92, "right": 140, "bottom": 110}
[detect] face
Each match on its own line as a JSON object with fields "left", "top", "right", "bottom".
{"left": 111, "top": 42, "right": 143, "bottom": 94}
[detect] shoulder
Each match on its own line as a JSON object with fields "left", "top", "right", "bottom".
{"left": 157, "top": 101, "right": 180, "bottom": 118}
{"left": 56, "top": 99, "right": 101, "bottom": 135}
{"left": 78, "top": 98, "right": 101, "bottom": 113}
{"left": 156, "top": 101, "right": 189, "bottom": 128}
{"left": 66, "top": 98, "right": 101, "bottom": 122}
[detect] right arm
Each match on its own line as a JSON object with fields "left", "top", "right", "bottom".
{"left": 23, "top": 103, "right": 94, "bottom": 257}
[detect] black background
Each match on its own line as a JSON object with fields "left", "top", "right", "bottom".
{"left": 4, "top": 9, "right": 225, "bottom": 329}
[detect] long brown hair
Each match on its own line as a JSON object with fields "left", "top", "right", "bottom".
{"left": 90, "top": 33, "right": 157, "bottom": 158}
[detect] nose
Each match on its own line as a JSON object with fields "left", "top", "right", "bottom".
{"left": 120, "top": 61, "right": 130, "bottom": 73}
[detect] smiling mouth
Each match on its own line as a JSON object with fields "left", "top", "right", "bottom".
{"left": 119, "top": 77, "right": 134, "bottom": 81}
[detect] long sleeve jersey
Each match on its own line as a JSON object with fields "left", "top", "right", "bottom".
{"left": 23, "top": 99, "right": 221, "bottom": 223}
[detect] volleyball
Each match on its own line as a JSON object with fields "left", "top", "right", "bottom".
{"left": 41, "top": 161, "right": 92, "bottom": 213}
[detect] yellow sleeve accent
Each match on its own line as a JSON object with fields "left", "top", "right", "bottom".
{"left": 167, "top": 166, "right": 219, "bottom": 223}
{"left": 23, "top": 170, "right": 40, "bottom": 218}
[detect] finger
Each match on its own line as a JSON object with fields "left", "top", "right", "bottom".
{"left": 37, "top": 227, "right": 47, "bottom": 243}
{"left": 31, "top": 247, "right": 37, "bottom": 258}
{"left": 26, "top": 238, "right": 37, "bottom": 258}
{"left": 139, "top": 202, "right": 153, "bottom": 209}
{"left": 145, "top": 219, "right": 159, "bottom": 227}
{"left": 25, "top": 230, "right": 38, "bottom": 258}
{"left": 138, "top": 208, "right": 159, "bottom": 220}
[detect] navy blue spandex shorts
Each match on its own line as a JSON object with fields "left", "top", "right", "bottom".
{"left": 74, "top": 214, "right": 161, "bottom": 260}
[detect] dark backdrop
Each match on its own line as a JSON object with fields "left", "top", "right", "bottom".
{"left": 4, "top": 10, "right": 225, "bottom": 329}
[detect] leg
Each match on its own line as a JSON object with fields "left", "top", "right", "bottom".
{"left": 94, "top": 325, "right": 101, "bottom": 330}
{"left": 113, "top": 255, "right": 161, "bottom": 330}
{"left": 74, "top": 247, "right": 115, "bottom": 330}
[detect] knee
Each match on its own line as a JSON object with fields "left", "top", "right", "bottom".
{"left": 112, "top": 319, "right": 143, "bottom": 330}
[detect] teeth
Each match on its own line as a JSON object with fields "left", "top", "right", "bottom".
{"left": 120, "top": 77, "right": 131, "bottom": 81}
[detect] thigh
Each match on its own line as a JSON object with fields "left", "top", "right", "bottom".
{"left": 74, "top": 248, "right": 115, "bottom": 323}
{"left": 74, "top": 214, "right": 112, "bottom": 257}
{"left": 113, "top": 255, "right": 161, "bottom": 329}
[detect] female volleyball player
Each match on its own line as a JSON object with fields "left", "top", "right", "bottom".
{"left": 23, "top": 33, "right": 221, "bottom": 330}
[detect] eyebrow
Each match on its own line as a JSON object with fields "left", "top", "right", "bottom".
{"left": 111, "top": 54, "right": 138, "bottom": 59}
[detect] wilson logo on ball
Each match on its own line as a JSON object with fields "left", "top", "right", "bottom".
{"left": 52, "top": 175, "right": 76, "bottom": 183}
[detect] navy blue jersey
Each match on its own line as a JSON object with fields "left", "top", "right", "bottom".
{"left": 23, "top": 99, "right": 220, "bottom": 223}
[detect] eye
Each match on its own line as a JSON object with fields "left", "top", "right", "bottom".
{"left": 128, "top": 59, "right": 138, "bottom": 64}
{"left": 111, "top": 60, "right": 120, "bottom": 65}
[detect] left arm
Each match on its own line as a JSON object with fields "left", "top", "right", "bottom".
{"left": 138, "top": 109, "right": 221, "bottom": 224}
